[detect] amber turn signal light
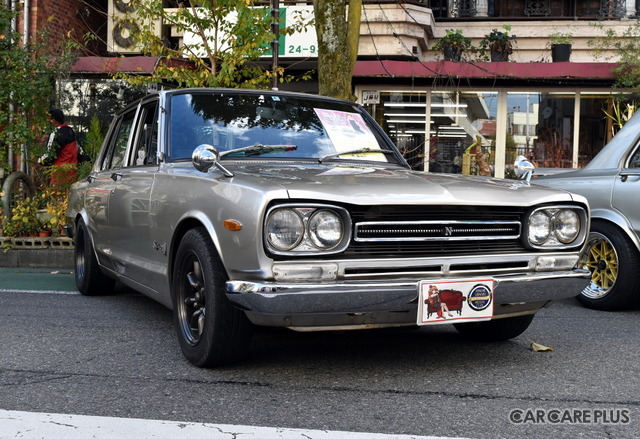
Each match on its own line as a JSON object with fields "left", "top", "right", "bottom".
{"left": 223, "top": 219, "right": 243, "bottom": 231}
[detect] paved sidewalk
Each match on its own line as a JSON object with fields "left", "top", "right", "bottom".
{"left": 0, "top": 267, "right": 77, "bottom": 292}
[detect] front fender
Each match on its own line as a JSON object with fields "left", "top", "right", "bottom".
{"left": 591, "top": 208, "right": 640, "bottom": 251}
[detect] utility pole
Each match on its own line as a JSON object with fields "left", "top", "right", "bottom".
{"left": 271, "top": 0, "right": 280, "bottom": 90}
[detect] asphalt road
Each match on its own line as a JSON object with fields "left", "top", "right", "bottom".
{"left": 0, "top": 269, "right": 639, "bottom": 438}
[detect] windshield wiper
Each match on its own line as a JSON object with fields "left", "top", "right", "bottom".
{"left": 220, "top": 144, "right": 297, "bottom": 157}
{"left": 318, "top": 148, "right": 395, "bottom": 163}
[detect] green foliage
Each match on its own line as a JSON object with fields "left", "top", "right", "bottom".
{"left": 112, "top": 0, "right": 313, "bottom": 89}
{"left": 589, "top": 21, "right": 640, "bottom": 89}
{"left": 84, "top": 115, "right": 104, "bottom": 161}
{"left": 548, "top": 31, "right": 573, "bottom": 46}
{"left": 602, "top": 99, "right": 638, "bottom": 137}
{"left": 433, "top": 29, "right": 473, "bottom": 62}
{"left": 433, "top": 29, "right": 473, "bottom": 51}
{"left": 0, "top": 5, "right": 76, "bottom": 172}
{"left": 479, "top": 26, "right": 517, "bottom": 59}
{"left": 1, "top": 197, "right": 42, "bottom": 237}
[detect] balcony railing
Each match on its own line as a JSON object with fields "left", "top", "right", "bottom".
{"left": 255, "top": 0, "right": 632, "bottom": 20}
{"left": 427, "top": 0, "right": 632, "bottom": 20}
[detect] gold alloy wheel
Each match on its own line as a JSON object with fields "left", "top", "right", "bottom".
{"left": 580, "top": 232, "right": 618, "bottom": 300}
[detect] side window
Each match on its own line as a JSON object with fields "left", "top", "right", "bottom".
{"left": 102, "top": 111, "right": 135, "bottom": 170}
{"left": 628, "top": 146, "right": 640, "bottom": 168}
{"left": 131, "top": 102, "right": 159, "bottom": 167}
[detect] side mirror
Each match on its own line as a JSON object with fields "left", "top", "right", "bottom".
{"left": 192, "top": 144, "right": 233, "bottom": 177}
{"left": 514, "top": 155, "right": 535, "bottom": 183}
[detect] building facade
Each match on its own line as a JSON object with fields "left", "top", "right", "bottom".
{"left": 8, "top": 0, "right": 638, "bottom": 176}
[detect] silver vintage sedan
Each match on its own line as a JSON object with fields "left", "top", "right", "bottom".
{"left": 536, "top": 110, "right": 640, "bottom": 310}
{"left": 68, "top": 89, "right": 591, "bottom": 367}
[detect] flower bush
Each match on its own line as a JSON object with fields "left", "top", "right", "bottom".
{"left": 1, "top": 197, "right": 43, "bottom": 237}
{"left": 41, "top": 186, "right": 69, "bottom": 234}
{"left": 0, "top": 186, "right": 69, "bottom": 238}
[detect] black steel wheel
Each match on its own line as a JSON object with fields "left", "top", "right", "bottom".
{"left": 578, "top": 221, "right": 640, "bottom": 310}
{"left": 454, "top": 314, "right": 535, "bottom": 341}
{"left": 172, "top": 227, "right": 252, "bottom": 367}
{"left": 74, "top": 219, "right": 115, "bottom": 296}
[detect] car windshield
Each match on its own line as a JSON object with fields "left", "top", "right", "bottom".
{"left": 167, "top": 91, "right": 399, "bottom": 163}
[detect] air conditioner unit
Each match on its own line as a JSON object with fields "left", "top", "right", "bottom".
{"left": 108, "top": 0, "right": 162, "bottom": 54}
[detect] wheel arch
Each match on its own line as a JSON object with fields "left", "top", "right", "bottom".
{"left": 168, "top": 213, "right": 226, "bottom": 291}
{"left": 72, "top": 211, "right": 105, "bottom": 269}
{"left": 590, "top": 209, "right": 640, "bottom": 253}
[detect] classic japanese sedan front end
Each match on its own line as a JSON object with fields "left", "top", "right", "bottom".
{"left": 68, "top": 88, "right": 591, "bottom": 367}
{"left": 536, "top": 110, "right": 640, "bottom": 310}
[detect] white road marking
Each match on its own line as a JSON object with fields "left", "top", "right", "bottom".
{"left": 0, "top": 289, "right": 79, "bottom": 295}
{"left": 0, "top": 409, "right": 464, "bottom": 439}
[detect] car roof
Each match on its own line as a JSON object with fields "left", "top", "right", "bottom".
{"left": 116, "top": 88, "right": 357, "bottom": 118}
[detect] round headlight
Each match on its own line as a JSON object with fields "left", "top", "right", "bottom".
{"left": 266, "top": 209, "right": 303, "bottom": 251}
{"left": 554, "top": 209, "right": 580, "bottom": 243}
{"left": 528, "top": 210, "right": 551, "bottom": 245}
{"left": 308, "top": 210, "right": 343, "bottom": 249}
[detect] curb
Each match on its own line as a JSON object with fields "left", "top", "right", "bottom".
{"left": 0, "top": 247, "right": 74, "bottom": 269}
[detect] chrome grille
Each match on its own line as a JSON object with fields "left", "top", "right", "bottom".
{"left": 355, "top": 220, "right": 521, "bottom": 242}
{"left": 343, "top": 205, "right": 527, "bottom": 259}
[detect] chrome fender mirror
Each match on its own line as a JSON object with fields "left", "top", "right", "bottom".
{"left": 192, "top": 144, "right": 233, "bottom": 177}
{"left": 514, "top": 155, "right": 535, "bottom": 183}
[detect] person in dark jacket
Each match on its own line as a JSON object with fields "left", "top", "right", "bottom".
{"left": 40, "top": 108, "right": 78, "bottom": 185}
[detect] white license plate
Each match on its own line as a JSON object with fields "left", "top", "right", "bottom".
{"left": 417, "top": 279, "right": 494, "bottom": 325}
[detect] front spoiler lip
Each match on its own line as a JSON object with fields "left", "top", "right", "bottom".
{"left": 225, "top": 269, "right": 591, "bottom": 315}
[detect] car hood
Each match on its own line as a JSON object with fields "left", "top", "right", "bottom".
{"left": 226, "top": 162, "right": 580, "bottom": 207}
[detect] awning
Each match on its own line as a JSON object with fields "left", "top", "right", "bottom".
{"left": 353, "top": 60, "right": 618, "bottom": 81}
{"left": 71, "top": 56, "right": 194, "bottom": 74}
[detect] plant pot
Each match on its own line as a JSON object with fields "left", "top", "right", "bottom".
{"left": 551, "top": 44, "right": 571, "bottom": 62}
{"left": 39, "top": 230, "right": 52, "bottom": 237}
{"left": 490, "top": 47, "right": 509, "bottom": 62}
{"left": 443, "top": 45, "right": 462, "bottom": 62}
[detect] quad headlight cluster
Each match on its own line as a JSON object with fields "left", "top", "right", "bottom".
{"left": 265, "top": 204, "right": 351, "bottom": 255}
{"left": 524, "top": 205, "right": 587, "bottom": 249}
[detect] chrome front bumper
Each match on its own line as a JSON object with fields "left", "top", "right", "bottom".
{"left": 225, "top": 269, "right": 591, "bottom": 328}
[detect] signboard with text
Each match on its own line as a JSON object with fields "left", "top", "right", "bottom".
{"left": 182, "top": 6, "right": 317, "bottom": 59}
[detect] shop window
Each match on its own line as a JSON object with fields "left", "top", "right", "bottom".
{"left": 579, "top": 93, "right": 638, "bottom": 166}
{"left": 364, "top": 91, "right": 428, "bottom": 170}
{"left": 508, "top": 92, "right": 575, "bottom": 169}
{"left": 430, "top": 91, "right": 498, "bottom": 175}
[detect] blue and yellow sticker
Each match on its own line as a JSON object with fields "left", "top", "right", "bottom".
{"left": 467, "top": 283, "right": 493, "bottom": 311}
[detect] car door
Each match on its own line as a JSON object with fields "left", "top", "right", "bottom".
{"left": 85, "top": 109, "right": 137, "bottom": 270}
{"left": 612, "top": 144, "right": 640, "bottom": 238}
{"left": 106, "top": 101, "right": 163, "bottom": 291}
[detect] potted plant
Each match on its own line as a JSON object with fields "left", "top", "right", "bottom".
{"left": 433, "top": 29, "right": 473, "bottom": 62}
{"left": 548, "top": 31, "right": 573, "bottom": 62}
{"left": 479, "top": 26, "right": 517, "bottom": 62}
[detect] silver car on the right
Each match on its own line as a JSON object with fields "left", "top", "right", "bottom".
{"left": 536, "top": 111, "right": 640, "bottom": 310}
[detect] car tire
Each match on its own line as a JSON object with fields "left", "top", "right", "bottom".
{"left": 74, "top": 219, "right": 115, "bottom": 296}
{"left": 453, "top": 314, "right": 535, "bottom": 341}
{"left": 578, "top": 221, "right": 640, "bottom": 310}
{"left": 172, "top": 227, "right": 253, "bottom": 367}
